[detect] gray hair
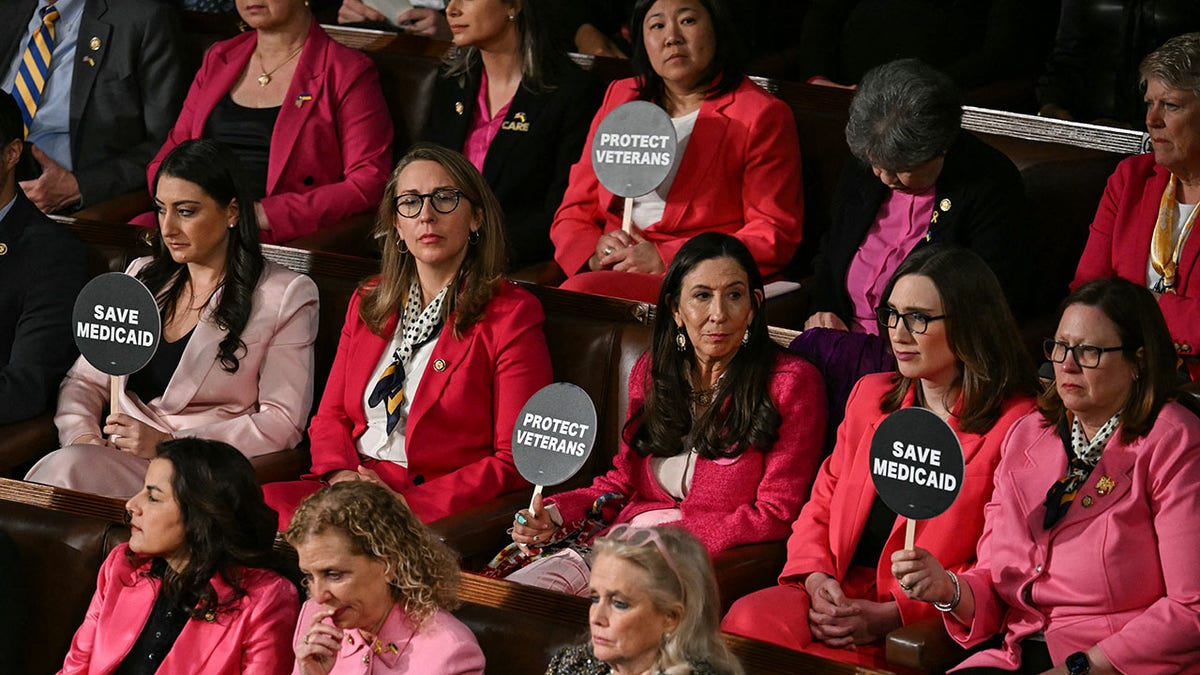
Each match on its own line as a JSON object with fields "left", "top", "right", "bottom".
{"left": 1140, "top": 32, "right": 1200, "bottom": 98}
{"left": 845, "top": 59, "right": 962, "bottom": 171}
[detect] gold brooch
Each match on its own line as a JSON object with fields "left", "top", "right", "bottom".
{"left": 433, "top": 359, "right": 446, "bottom": 372}
{"left": 455, "top": 102, "right": 464, "bottom": 115}
{"left": 1095, "top": 475, "right": 1115, "bottom": 496}
{"left": 939, "top": 198, "right": 952, "bottom": 212}
{"left": 1081, "top": 495, "right": 1094, "bottom": 508}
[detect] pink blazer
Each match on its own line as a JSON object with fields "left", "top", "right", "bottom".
{"left": 548, "top": 352, "right": 825, "bottom": 555}
{"left": 291, "top": 600, "right": 484, "bottom": 674}
{"left": 60, "top": 544, "right": 299, "bottom": 675}
{"left": 949, "top": 403, "right": 1200, "bottom": 672}
{"left": 780, "top": 373, "right": 1035, "bottom": 626}
{"left": 550, "top": 77, "right": 803, "bottom": 278}
{"left": 145, "top": 21, "right": 393, "bottom": 243}
{"left": 1072, "top": 153, "right": 1200, "bottom": 380}
{"left": 306, "top": 281, "right": 552, "bottom": 522}
{"left": 55, "top": 257, "right": 318, "bottom": 457}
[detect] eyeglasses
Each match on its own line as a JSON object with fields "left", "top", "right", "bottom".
{"left": 1043, "top": 339, "right": 1126, "bottom": 369}
{"left": 394, "top": 189, "right": 467, "bottom": 218}
{"left": 874, "top": 306, "right": 946, "bottom": 335}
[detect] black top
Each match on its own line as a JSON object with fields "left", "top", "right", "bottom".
{"left": 203, "top": 94, "right": 279, "bottom": 201}
{"left": 127, "top": 326, "right": 193, "bottom": 403}
{"left": 115, "top": 559, "right": 191, "bottom": 675}
{"left": 850, "top": 494, "right": 898, "bottom": 568}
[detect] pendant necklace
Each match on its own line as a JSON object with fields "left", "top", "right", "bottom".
{"left": 256, "top": 43, "right": 304, "bottom": 87}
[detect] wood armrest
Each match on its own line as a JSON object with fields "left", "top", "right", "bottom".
{"left": 429, "top": 490, "right": 529, "bottom": 568}
{"left": 0, "top": 413, "right": 58, "bottom": 477}
{"left": 287, "top": 213, "right": 377, "bottom": 257}
{"left": 249, "top": 446, "right": 311, "bottom": 485}
{"left": 74, "top": 190, "right": 153, "bottom": 224}
{"left": 712, "top": 540, "right": 787, "bottom": 612}
{"left": 508, "top": 260, "right": 566, "bottom": 286}
{"left": 885, "top": 616, "right": 965, "bottom": 670}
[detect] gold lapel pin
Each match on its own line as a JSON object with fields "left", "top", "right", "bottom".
{"left": 0, "top": 243, "right": 8, "bottom": 256}
{"left": 1095, "top": 475, "right": 1115, "bottom": 496}
{"left": 455, "top": 102, "right": 464, "bottom": 115}
{"left": 89, "top": 37, "right": 101, "bottom": 51}
{"left": 1081, "top": 495, "right": 1094, "bottom": 508}
{"left": 433, "top": 358, "right": 447, "bottom": 372}
{"left": 939, "top": 198, "right": 952, "bottom": 212}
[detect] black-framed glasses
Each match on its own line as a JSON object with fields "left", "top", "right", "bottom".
{"left": 394, "top": 189, "right": 467, "bottom": 218}
{"left": 874, "top": 306, "right": 946, "bottom": 334}
{"left": 1043, "top": 339, "right": 1125, "bottom": 369}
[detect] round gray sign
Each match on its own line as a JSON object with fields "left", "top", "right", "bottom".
{"left": 72, "top": 273, "right": 161, "bottom": 376}
{"left": 512, "top": 383, "right": 598, "bottom": 486}
{"left": 869, "top": 407, "right": 964, "bottom": 520}
{"left": 591, "top": 100, "right": 678, "bottom": 198}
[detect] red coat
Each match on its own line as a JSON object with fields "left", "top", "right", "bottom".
{"left": 549, "top": 351, "right": 825, "bottom": 555}
{"left": 1073, "top": 153, "right": 1200, "bottom": 379}
{"left": 780, "top": 373, "right": 1035, "bottom": 627}
{"left": 145, "top": 21, "right": 392, "bottom": 243}
{"left": 306, "top": 281, "right": 552, "bottom": 522}
{"left": 550, "top": 77, "right": 803, "bottom": 278}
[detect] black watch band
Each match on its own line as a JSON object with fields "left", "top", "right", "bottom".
{"left": 1066, "top": 651, "right": 1090, "bottom": 675}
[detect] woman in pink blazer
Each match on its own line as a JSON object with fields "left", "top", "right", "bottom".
{"left": 27, "top": 140, "right": 318, "bottom": 499}
{"left": 550, "top": 0, "right": 802, "bottom": 303}
{"left": 262, "top": 144, "right": 552, "bottom": 528}
{"left": 60, "top": 438, "right": 299, "bottom": 674}
{"left": 896, "top": 277, "right": 1200, "bottom": 673}
{"left": 722, "top": 246, "right": 1037, "bottom": 670}
{"left": 286, "top": 481, "right": 484, "bottom": 674}
{"left": 144, "top": 1, "right": 392, "bottom": 243}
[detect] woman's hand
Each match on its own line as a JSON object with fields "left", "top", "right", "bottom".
{"left": 804, "top": 312, "right": 849, "bottom": 331}
{"left": 804, "top": 573, "right": 899, "bottom": 646}
{"left": 889, "top": 547, "right": 954, "bottom": 605}
{"left": 103, "top": 414, "right": 170, "bottom": 459}
{"left": 589, "top": 231, "right": 634, "bottom": 271}
{"left": 296, "top": 608, "right": 343, "bottom": 675}
{"left": 511, "top": 492, "right": 554, "bottom": 546}
{"left": 612, "top": 233, "right": 666, "bottom": 274}
{"left": 70, "top": 433, "right": 110, "bottom": 447}
{"left": 574, "top": 23, "right": 627, "bottom": 59}
{"left": 354, "top": 466, "right": 408, "bottom": 506}
{"left": 337, "top": 0, "right": 386, "bottom": 23}
{"left": 395, "top": 8, "right": 451, "bottom": 39}
{"left": 325, "top": 469, "right": 360, "bottom": 484}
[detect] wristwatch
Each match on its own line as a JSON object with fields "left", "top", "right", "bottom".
{"left": 1065, "top": 651, "right": 1090, "bottom": 675}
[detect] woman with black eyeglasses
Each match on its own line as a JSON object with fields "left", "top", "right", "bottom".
{"left": 723, "top": 245, "right": 1037, "bottom": 670}
{"left": 263, "top": 143, "right": 552, "bottom": 528}
{"left": 895, "top": 276, "right": 1200, "bottom": 674}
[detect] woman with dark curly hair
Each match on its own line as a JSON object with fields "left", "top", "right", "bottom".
{"left": 286, "top": 481, "right": 484, "bottom": 674}
{"left": 27, "top": 139, "right": 319, "bottom": 498}
{"left": 59, "top": 438, "right": 300, "bottom": 673}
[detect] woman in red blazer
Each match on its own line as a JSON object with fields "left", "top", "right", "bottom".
{"left": 60, "top": 438, "right": 298, "bottom": 674}
{"left": 550, "top": 0, "right": 803, "bottom": 302}
{"left": 722, "top": 246, "right": 1037, "bottom": 670}
{"left": 144, "top": 0, "right": 392, "bottom": 243}
{"left": 263, "top": 144, "right": 552, "bottom": 528}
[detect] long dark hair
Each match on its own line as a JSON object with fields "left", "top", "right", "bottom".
{"left": 629, "top": 0, "right": 745, "bottom": 104}
{"left": 140, "top": 139, "right": 264, "bottom": 373}
{"left": 132, "top": 438, "right": 288, "bottom": 618}
{"left": 442, "top": 0, "right": 570, "bottom": 92}
{"left": 630, "top": 232, "right": 780, "bottom": 459}
{"left": 879, "top": 246, "right": 1036, "bottom": 433}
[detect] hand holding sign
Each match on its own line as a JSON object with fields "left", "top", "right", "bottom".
{"left": 591, "top": 101, "right": 677, "bottom": 235}
{"left": 511, "top": 383, "right": 598, "bottom": 523}
{"left": 72, "top": 273, "right": 161, "bottom": 421}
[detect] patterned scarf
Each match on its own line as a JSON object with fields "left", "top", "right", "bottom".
{"left": 1043, "top": 411, "right": 1120, "bottom": 528}
{"left": 367, "top": 279, "right": 448, "bottom": 435}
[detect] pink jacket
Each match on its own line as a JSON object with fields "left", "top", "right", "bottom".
{"left": 55, "top": 257, "right": 318, "bottom": 457}
{"left": 549, "top": 351, "right": 825, "bottom": 555}
{"left": 60, "top": 544, "right": 298, "bottom": 674}
{"left": 949, "top": 403, "right": 1200, "bottom": 672}
{"left": 291, "top": 600, "right": 484, "bottom": 674}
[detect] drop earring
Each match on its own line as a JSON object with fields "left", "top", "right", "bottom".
{"left": 675, "top": 326, "right": 687, "bottom": 352}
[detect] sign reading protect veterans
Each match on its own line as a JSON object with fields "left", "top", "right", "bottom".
{"left": 869, "top": 407, "right": 964, "bottom": 521}
{"left": 72, "top": 273, "right": 161, "bottom": 376}
{"left": 591, "top": 101, "right": 678, "bottom": 199}
{"left": 512, "top": 383, "right": 598, "bottom": 487}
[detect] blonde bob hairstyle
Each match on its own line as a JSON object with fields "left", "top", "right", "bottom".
{"left": 284, "top": 481, "right": 461, "bottom": 629}
{"left": 591, "top": 525, "right": 743, "bottom": 675}
{"left": 359, "top": 143, "right": 507, "bottom": 337}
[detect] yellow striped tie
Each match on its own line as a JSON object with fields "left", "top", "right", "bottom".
{"left": 13, "top": 5, "right": 60, "bottom": 137}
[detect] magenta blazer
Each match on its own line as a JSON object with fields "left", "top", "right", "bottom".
{"left": 549, "top": 351, "right": 825, "bottom": 555}
{"left": 291, "top": 600, "right": 484, "bottom": 674}
{"left": 949, "top": 403, "right": 1200, "bottom": 672}
{"left": 1073, "top": 153, "right": 1200, "bottom": 380}
{"left": 60, "top": 544, "right": 298, "bottom": 675}
{"left": 145, "top": 20, "right": 393, "bottom": 243}
{"left": 550, "top": 77, "right": 803, "bottom": 278}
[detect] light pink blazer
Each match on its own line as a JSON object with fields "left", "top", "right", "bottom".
{"left": 291, "top": 599, "right": 484, "bottom": 674}
{"left": 55, "top": 257, "right": 318, "bottom": 457}
{"left": 60, "top": 544, "right": 299, "bottom": 674}
{"left": 949, "top": 403, "right": 1200, "bottom": 672}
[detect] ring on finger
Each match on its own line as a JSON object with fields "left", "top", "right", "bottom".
{"left": 603, "top": 246, "right": 614, "bottom": 256}
{"left": 899, "top": 582, "right": 912, "bottom": 591}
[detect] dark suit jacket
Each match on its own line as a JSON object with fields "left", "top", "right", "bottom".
{"left": 423, "top": 63, "right": 601, "bottom": 270}
{"left": 810, "top": 132, "right": 1031, "bottom": 323}
{"left": 0, "top": 190, "right": 86, "bottom": 424}
{"left": 0, "top": 0, "right": 187, "bottom": 207}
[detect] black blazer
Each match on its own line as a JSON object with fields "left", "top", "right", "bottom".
{"left": 0, "top": 190, "right": 87, "bottom": 424}
{"left": 810, "top": 131, "right": 1031, "bottom": 323}
{"left": 0, "top": 0, "right": 187, "bottom": 207}
{"left": 423, "top": 62, "right": 601, "bottom": 270}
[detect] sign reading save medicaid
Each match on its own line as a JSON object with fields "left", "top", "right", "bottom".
{"left": 512, "top": 383, "right": 598, "bottom": 487}
{"left": 72, "top": 273, "right": 161, "bottom": 376}
{"left": 591, "top": 100, "right": 678, "bottom": 199}
{"left": 869, "top": 407, "right": 964, "bottom": 521}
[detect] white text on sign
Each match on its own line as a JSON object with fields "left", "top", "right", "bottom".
{"left": 872, "top": 442, "right": 958, "bottom": 491}
{"left": 515, "top": 413, "right": 592, "bottom": 457}
{"left": 76, "top": 304, "right": 155, "bottom": 346}
{"left": 594, "top": 133, "right": 673, "bottom": 167}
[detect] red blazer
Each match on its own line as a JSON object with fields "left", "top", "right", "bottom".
{"left": 145, "top": 21, "right": 393, "bottom": 243}
{"left": 1073, "top": 153, "right": 1200, "bottom": 379}
{"left": 549, "top": 351, "right": 826, "bottom": 556}
{"left": 550, "top": 77, "right": 803, "bottom": 278}
{"left": 60, "top": 544, "right": 298, "bottom": 675}
{"left": 779, "top": 373, "right": 1035, "bottom": 627}
{"left": 306, "top": 281, "right": 552, "bottom": 522}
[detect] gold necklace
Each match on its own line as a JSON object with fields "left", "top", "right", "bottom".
{"left": 256, "top": 43, "right": 304, "bottom": 87}
{"left": 688, "top": 373, "right": 726, "bottom": 408}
